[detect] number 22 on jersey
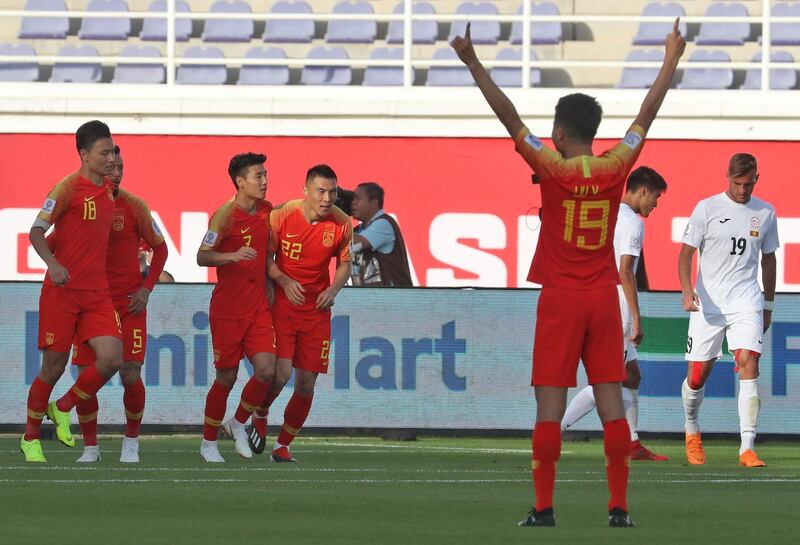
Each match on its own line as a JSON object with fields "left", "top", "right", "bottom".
{"left": 561, "top": 198, "right": 610, "bottom": 250}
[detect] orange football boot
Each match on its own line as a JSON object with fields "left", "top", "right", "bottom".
{"left": 685, "top": 433, "right": 705, "bottom": 465}
{"left": 738, "top": 449, "right": 766, "bottom": 468}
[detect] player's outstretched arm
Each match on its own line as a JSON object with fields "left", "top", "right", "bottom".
{"left": 29, "top": 225, "right": 69, "bottom": 285}
{"left": 451, "top": 22, "right": 523, "bottom": 138}
{"left": 677, "top": 243, "right": 699, "bottom": 311}
{"left": 316, "top": 262, "right": 352, "bottom": 310}
{"left": 761, "top": 252, "right": 776, "bottom": 331}
{"left": 632, "top": 18, "right": 686, "bottom": 133}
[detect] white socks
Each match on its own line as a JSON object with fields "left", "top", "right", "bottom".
{"left": 682, "top": 379, "right": 705, "bottom": 435}
{"left": 738, "top": 379, "right": 760, "bottom": 454}
{"left": 560, "top": 386, "right": 596, "bottom": 431}
{"left": 623, "top": 387, "right": 638, "bottom": 441}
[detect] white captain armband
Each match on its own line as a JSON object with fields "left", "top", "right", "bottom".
{"left": 32, "top": 218, "right": 52, "bottom": 232}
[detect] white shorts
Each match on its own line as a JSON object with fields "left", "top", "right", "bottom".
{"left": 622, "top": 320, "right": 638, "bottom": 363}
{"left": 684, "top": 310, "right": 763, "bottom": 361}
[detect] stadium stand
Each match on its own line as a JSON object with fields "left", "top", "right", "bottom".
{"left": 300, "top": 46, "right": 351, "bottom": 85}
{"left": 49, "top": 44, "right": 101, "bottom": 82}
{"left": 363, "top": 46, "right": 405, "bottom": 86}
{"left": 325, "top": 1, "right": 378, "bottom": 44}
{"left": 772, "top": 2, "right": 800, "bottom": 45}
{"left": 509, "top": 2, "right": 562, "bottom": 45}
{"left": 617, "top": 49, "right": 664, "bottom": 88}
{"left": 77, "top": 0, "right": 131, "bottom": 41}
{"left": 695, "top": 2, "right": 750, "bottom": 46}
{"left": 140, "top": 0, "right": 192, "bottom": 42}
{"left": 386, "top": 1, "right": 438, "bottom": 44}
{"left": 632, "top": 3, "right": 686, "bottom": 45}
{"left": 17, "top": 0, "right": 68, "bottom": 39}
{"left": 0, "top": 43, "right": 38, "bottom": 81}
{"left": 447, "top": 2, "right": 501, "bottom": 45}
{"left": 490, "top": 47, "right": 542, "bottom": 87}
{"left": 237, "top": 46, "right": 290, "bottom": 85}
{"left": 201, "top": 0, "right": 254, "bottom": 43}
{"left": 741, "top": 50, "right": 797, "bottom": 90}
{"left": 263, "top": 1, "right": 315, "bottom": 43}
{"left": 176, "top": 45, "right": 227, "bottom": 84}
{"left": 112, "top": 44, "right": 165, "bottom": 83}
{"left": 678, "top": 49, "right": 734, "bottom": 89}
{"left": 426, "top": 46, "right": 474, "bottom": 86}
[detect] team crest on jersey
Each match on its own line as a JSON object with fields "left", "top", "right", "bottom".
{"left": 322, "top": 225, "right": 335, "bottom": 248}
{"left": 750, "top": 216, "right": 760, "bottom": 237}
{"left": 41, "top": 198, "right": 56, "bottom": 213}
{"left": 45, "top": 332, "right": 54, "bottom": 346}
{"left": 113, "top": 215, "right": 125, "bottom": 231}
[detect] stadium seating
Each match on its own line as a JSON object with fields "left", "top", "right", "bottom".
{"left": 201, "top": 0, "right": 253, "bottom": 43}
{"left": 237, "top": 46, "right": 290, "bottom": 85}
{"left": 140, "top": 0, "right": 193, "bottom": 42}
{"left": 18, "top": 0, "right": 69, "bottom": 39}
{"left": 325, "top": 1, "right": 377, "bottom": 44}
{"left": 632, "top": 3, "right": 686, "bottom": 45}
{"left": 263, "top": 1, "right": 314, "bottom": 43}
{"left": 426, "top": 47, "right": 474, "bottom": 86}
{"left": 176, "top": 46, "right": 227, "bottom": 84}
{"left": 771, "top": 2, "right": 800, "bottom": 46}
{"left": 300, "top": 46, "right": 351, "bottom": 85}
{"left": 386, "top": 2, "right": 438, "bottom": 45}
{"left": 617, "top": 49, "right": 664, "bottom": 88}
{"left": 0, "top": 43, "right": 39, "bottom": 82}
{"left": 112, "top": 45, "right": 165, "bottom": 84}
{"left": 448, "top": 2, "right": 501, "bottom": 45}
{"left": 489, "top": 47, "right": 542, "bottom": 87}
{"left": 695, "top": 3, "right": 750, "bottom": 46}
{"left": 78, "top": 0, "right": 131, "bottom": 41}
{"left": 677, "top": 49, "right": 733, "bottom": 89}
{"left": 741, "top": 51, "right": 797, "bottom": 90}
{"left": 510, "top": 2, "right": 562, "bottom": 45}
{"left": 363, "top": 46, "right": 405, "bottom": 86}
{"left": 49, "top": 44, "right": 102, "bottom": 83}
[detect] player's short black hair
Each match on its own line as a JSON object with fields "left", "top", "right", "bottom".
{"left": 75, "top": 120, "right": 112, "bottom": 153}
{"left": 554, "top": 93, "right": 602, "bottom": 144}
{"left": 335, "top": 188, "right": 355, "bottom": 216}
{"left": 356, "top": 181, "right": 385, "bottom": 209}
{"left": 306, "top": 164, "right": 337, "bottom": 184}
{"left": 228, "top": 152, "right": 266, "bottom": 189}
{"left": 626, "top": 166, "right": 667, "bottom": 193}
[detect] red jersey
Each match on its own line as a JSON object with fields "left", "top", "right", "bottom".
{"left": 269, "top": 200, "right": 352, "bottom": 315}
{"left": 200, "top": 199, "right": 273, "bottom": 319}
{"left": 37, "top": 172, "right": 116, "bottom": 290}
{"left": 515, "top": 124, "right": 645, "bottom": 288}
{"left": 106, "top": 189, "right": 165, "bottom": 306}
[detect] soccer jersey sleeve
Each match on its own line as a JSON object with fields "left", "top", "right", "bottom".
{"left": 338, "top": 220, "right": 353, "bottom": 263}
{"left": 682, "top": 201, "right": 707, "bottom": 249}
{"left": 604, "top": 124, "right": 646, "bottom": 173}
{"left": 268, "top": 206, "right": 285, "bottom": 253}
{"left": 513, "top": 125, "right": 563, "bottom": 180}
{"left": 125, "top": 192, "right": 165, "bottom": 248}
{"left": 200, "top": 203, "right": 234, "bottom": 251}
{"left": 762, "top": 209, "right": 780, "bottom": 254}
{"left": 620, "top": 218, "right": 644, "bottom": 257}
{"left": 36, "top": 178, "right": 74, "bottom": 226}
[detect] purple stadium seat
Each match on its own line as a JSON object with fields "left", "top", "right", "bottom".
{"left": 363, "top": 47, "right": 405, "bottom": 86}
{"left": 325, "top": 1, "right": 377, "bottom": 44}
{"left": 49, "top": 44, "right": 102, "bottom": 83}
{"left": 695, "top": 3, "right": 749, "bottom": 46}
{"left": 386, "top": 2, "right": 438, "bottom": 45}
{"left": 677, "top": 50, "right": 733, "bottom": 89}
{"left": 112, "top": 45, "right": 165, "bottom": 84}
{"left": 448, "top": 2, "right": 501, "bottom": 45}
{"left": 263, "top": 1, "right": 314, "bottom": 43}
{"left": 632, "top": 3, "right": 686, "bottom": 45}
{"left": 237, "top": 47, "right": 290, "bottom": 85}
{"left": 18, "top": 0, "right": 69, "bottom": 39}
{"left": 489, "top": 47, "right": 542, "bottom": 87}
{"left": 176, "top": 46, "right": 227, "bottom": 84}
{"left": 772, "top": 2, "right": 800, "bottom": 46}
{"left": 741, "top": 51, "right": 796, "bottom": 90}
{"left": 510, "top": 2, "right": 562, "bottom": 45}
{"left": 617, "top": 49, "right": 664, "bottom": 88}
{"left": 202, "top": 0, "right": 254, "bottom": 43}
{"left": 0, "top": 43, "right": 39, "bottom": 82}
{"left": 78, "top": 0, "right": 131, "bottom": 41}
{"left": 140, "top": 0, "right": 192, "bottom": 42}
{"left": 426, "top": 47, "right": 474, "bottom": 86}
{"left": 300, "top": 46, "right": 351, "bottom": 85}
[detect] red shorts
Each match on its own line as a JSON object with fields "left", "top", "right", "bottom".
{"left": 210, "top": 309, "right": 276, "bottom": 370}
{"left": 532, "top": 285, "right": 625, "bottom": 387}
{"left": 38, "top": 284, "right": 122, "bottom": 353}
{"left": 72, "top": 305, "right": 147, "bottom": 365}
{"left": 273, "top": 308, "right": 331, "bottom": 374}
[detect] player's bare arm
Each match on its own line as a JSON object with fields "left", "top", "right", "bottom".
{"left": 29, "top": 224, "right": 70, "bottom": 285}
{"left": 196, "top": 246, "right": 257, "bottom": 267}
{"left": 316, "top": 261, "right": 351, "bottom": 310}
{"left": 632, "top": 18, "right": 685, "bottom": 133}
{"left": 267, "top": 259, "right": 305, "bottom": 305}
{"left": 451, "top": 22, "right": 524, "bottom": 138}
{"left": 678, "top": 243, "right": 700, "bottom": 311}
{"left": 353, "top": 233, "right": 372, "bottom": 250}
{"left": 619, "top": 254, "right": 644, "bottom": 345}
{"left": 761, "top": 252, "right": 776, "bottom": 332}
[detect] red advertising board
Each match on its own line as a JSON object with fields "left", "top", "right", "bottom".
{"left": 1, "top": 133, "right": 798, "bottom": 290}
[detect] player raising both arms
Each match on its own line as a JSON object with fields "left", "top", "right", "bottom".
{"left": 246, "top": 164, "right": 351, "bottom": 463}
{"left": 561, "top": 166, "right": 669, "bottom": 462}
{"left": 21, "top": 120, "right": 124, "bottom": 462}
{"left": 67, "top": 146, "right": 168, "bottom": 463}
{"left": 452, "top": 20, "right": 684, "bottom": 526}
{"left": 197, "top": 153, "right": 277, "bottom": 463}
{"left": 679, "top": 153, "right": 778, "bottom": 468}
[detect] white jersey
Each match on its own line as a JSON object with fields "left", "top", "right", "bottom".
{"left": 682, "top": 192, "right": 779, "bottom": 314}
{"left": 614, "top": 202, "right": 644, "bottom": 322}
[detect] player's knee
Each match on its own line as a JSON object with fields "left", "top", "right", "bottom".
{"left": 120, "top": 363, "right": 142, "bottom": 386}
{"left": 687, "top": 362, "right": 707, "bottom": 390}
{"left": 215, "top": 368, "right": 237, "bottom": 387}
{"left": 294, "top": 380, "right": 316, "bottom": 398}
{"left": 253, "top": 366, "right": 275, "bottom": 384}
{"left": 624, "top": 364, "right": 641, "bottom": 389}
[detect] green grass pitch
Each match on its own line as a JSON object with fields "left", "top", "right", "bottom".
{"left": 1, "top": 436, "right": 798, "bottom": 545}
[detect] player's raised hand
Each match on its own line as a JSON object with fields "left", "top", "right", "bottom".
{"left": 231, "top": 246, "right": 257, "bottom": 262}
{"left": 665, "top": 17, "right": 686, "bottom": 60}
{"left": 315, "top": 287, "right": 337, "bottom": 310}
{"left": 681, "top": 290, "right": 700, "bottom": 312}
{"left": 48, "top": 261, "right": 70, "bottom": 286}
{"left": 450, "top": 22, "right": 478, "bottom": 67}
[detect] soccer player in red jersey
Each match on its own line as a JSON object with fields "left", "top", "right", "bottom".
{"left": 197, "top": 153, "right": 277, "bottom": 463}
{"left": 21, "top": 120, "right": 124, "bottom": 463}
{"left": 452, "top": 21, "right": 685, "bottom": 526}
{"left": 247, "top": 164, "right": 352, "bottom": 463}
{"left": 67, "top": 145, "right": 168, "bottom": 463}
